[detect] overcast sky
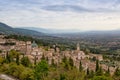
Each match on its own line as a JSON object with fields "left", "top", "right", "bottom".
{"left": 0, "top": 0, "right": 120, "bottom": 31}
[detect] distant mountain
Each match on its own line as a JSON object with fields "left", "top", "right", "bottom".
{"left": 21, "top": 27, "right": 49, "bottom": 33}
{"left": 20, "top": 27, "right": 81, "bottom": 34}
{"left": 52, "top": 30, "right": 120, "bottom": 38}
{"left": 0, "top": 22, "right": 47, "bottom": 37}
{"left": 1, "top": 22, "right": 120, "bottom": 40}
{"left": 10, "top": 26, "right": 120, "bottom": 39}
{"left": 14, "top": 28, "right": 47, "bottom": 37}
{"left": 0, "top": 22, "right": 15, "bottom": 34}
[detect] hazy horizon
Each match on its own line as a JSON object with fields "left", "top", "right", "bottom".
{"left": 16, "top": 26, "right": 120, "bottom": 32}
{"left": 0, "top": 0, "right": 120, "bottom": 31}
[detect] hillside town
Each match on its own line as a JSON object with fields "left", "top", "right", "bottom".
{"left": 0, "top": 34, "right": 117, "bottom": 76}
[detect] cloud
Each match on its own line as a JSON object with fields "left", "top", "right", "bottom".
{"left": 0, "top": 0, "right": 120, "bottom": 31}
{"left": 0, "top": 0, "right": 120, "bottom": 13}
{"left": 42, "top": 5, "right": 92, "bottom": 12}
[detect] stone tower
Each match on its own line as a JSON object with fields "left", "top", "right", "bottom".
{"left": 77, "top": 43, "right": 80, "bottom": 51}
{"left": 26, "top": 41, "right": 32, "bottom": 55}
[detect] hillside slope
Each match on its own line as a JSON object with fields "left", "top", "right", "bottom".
{"left": 0, "top": 22, "right": 47, "bottom": 37}
{"left": 0, "top": 22, "right": 15, "bottom": 34}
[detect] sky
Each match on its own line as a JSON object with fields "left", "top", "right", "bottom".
{"left": 0, "top": 0, "right": 120, "bottom": 31}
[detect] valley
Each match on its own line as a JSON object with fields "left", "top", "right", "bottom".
{"left": 0, "top": 22, "right": 120, "bottom": 80}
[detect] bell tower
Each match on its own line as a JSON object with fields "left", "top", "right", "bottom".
{"left": 26, "top": 41, "right": 32, "bottom": 55}
{"left": 77, "top": 43, "right": 80, "bottom": 51}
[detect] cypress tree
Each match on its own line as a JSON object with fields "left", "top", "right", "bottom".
{"left": 96, "top": 66, "right": 103, "bottom": 76}
{"left": 41, "top": 54, "right": 45, "bottom": 60}
{"left": 60, "top": 73, "right": 66, "bottom": 80}
{"left": 87, "top": 68, "right": 90, "bottom": 75}
{"left": 96, "top": 60, "right": 99, "bottom": 72}
{"left": 51, "top": 58, "right": 56, "bottom": 67}
{"left": 46, "top": 57, "right": 49, "bottom": 62}
{"left": 69, "top": 57, "right": 74, "bottom": 69}
{"left": 34, "top": 56, "right": 37, "bottom": 65}
{"left": 105, "top": 67, "right": 110, "bottom": 76}
{"left": 79, "top": 60, "right": 83, "bottom": 72}
{"left": 62, "top": 55, "right": 67, "bottom": 63}
{"left": 89, "top": 70, "right": 94, "bottom": 78}
{"left": 6, "top": 51, "right": 11, "bottom": 63}
{"left": 16, "top": 54, "right": 19, "bottom": 65}
{"left": 114, "top": 67, "right": 120, "bottom": 77}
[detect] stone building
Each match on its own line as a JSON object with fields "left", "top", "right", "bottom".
{"left": 77, "top": 43, "right": 80, "bottom": 51}
{"left": 15, "top": 41, "right": 26, "bottom": 54}
{"left": 0, "top": 38, "right": 6, "bottom": 44}
{"left": 0, "top": 35, "right": 6, "bottom": 44}
{"left": 77, "top": 51, "right": 86, "bottom": 60}
{"left": 26, "top": 41, "right": 32, "bottom": 55}
{"left": 89, "top": 54, "right": 103, "bottom": 61}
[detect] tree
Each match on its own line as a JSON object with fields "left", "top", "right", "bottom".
{"left": 62, "top": 56, "right": 67, "bottom": 63}
{"left": 41, "top": 54, "right": 45, "bottom": 60}
{"left": 34, "top": 56, "right": 37, "bottom": 65}
{"left": 9, "top": 50, "right": 17, "bottom": 60}
{"left": 79, "top": 61, "right": 83, "bottom": 72}
{"left": 96, "top": 67, "right": 103, "bottom": 76}
{"left": 46, "top": 57, "right": 49, "bottom": 62}
{"left": 16, "top": 54, "right": 20, "bottom": 65}
{"left": 96, "top": 60, "right": 99, "bottom": 72}
{"left": 87, "top": 68, "right": 90, "bottom": 75}
{"left": 105, "top": 67, "right": 110, "bottom": 77}
{"left": 0, "top": 56, "right": 4, "bottom": 65}
{"left": 85, "top": 48, "right": 90, "bottom": 54}
{"left": 114, "top": 67, "right": 120, "bottom": 77}
{"left": 64, "top": 62, "right": 70, "bottom": 70}
{"left": 6, "top": 52, "right": 11, "bottom": 63}
{"left": 85, "top": 67, "right": 92, "bottom": 79}
{"left": 92, "top": 57, "right": 96, "bottom": 61}
{"left": 69, "top": 57, "right": 74, "bottom": 69}
{"left": 8, "top": 63, "right": 25, "bottom": 78}
{"left": 91, "top": 76, "right": 112, "bottom": 80}
{"left": 0, "top": 50, "right": 2, "bottom": 53}
{"left": 9, "top": 50, "right": 20, "bottom": 62}
{"left": 89, "top": 70, "right": 95, "bottom": 78}
{"left": 20, "top": 68, "right": 34, "bottom": 80}
{"left": 60, "top": 73, "right": 66, "bottom": 80}
{"left": 35, "top": 60, "right": 49, "bottom": 80}
{"left": 21, "top": 56, "right": 31, "bottom": 67}
{"left": 51, "top": 58, "right": 56, "bottom": 67}
{"left": 62, "top": 56, "right": 70, "bottom": 70}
